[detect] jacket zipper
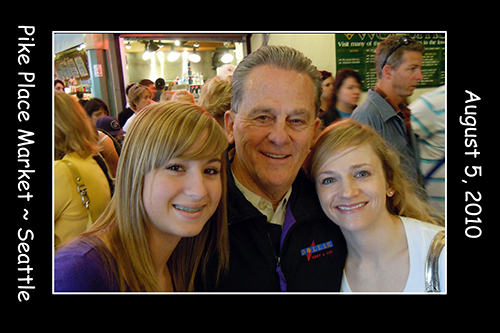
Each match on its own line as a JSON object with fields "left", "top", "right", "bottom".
{"left": 270, "top": 222, "right": 299, "bottom": 272}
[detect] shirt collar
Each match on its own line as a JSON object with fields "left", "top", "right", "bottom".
{"left": 231, "top": 168, "right": 292, "bottom": 226}
{"left": 373, "top": 86, "right": 412, "bottom": 121}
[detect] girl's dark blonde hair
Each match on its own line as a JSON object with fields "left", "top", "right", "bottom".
{"left": 307, "top": 119, "right": 443, "bottom": 226}
{"left": 54, "top": 91, "right": 100, "bottom": 160}
{"left": 59, "top": 101, "right": 229, "bottom": 291}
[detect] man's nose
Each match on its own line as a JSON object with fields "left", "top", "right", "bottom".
{"left": 267, "top": 118, "right": 292, "bottom": 146}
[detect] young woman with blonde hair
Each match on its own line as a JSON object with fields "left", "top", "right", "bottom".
{"left": 307, "top": 119, "right": 445, "bottom": 292}
{"left": 55, "top": 101, "right": 229, "bottom": 292}
{"left": 54, "top": 92, "right": 111, "bottom": 248}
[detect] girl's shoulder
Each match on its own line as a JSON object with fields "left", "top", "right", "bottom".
{"left": 55, "top": 237, "right": 118, "bottom": 292}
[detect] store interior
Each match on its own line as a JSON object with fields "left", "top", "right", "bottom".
{"left": 122, "top": 38, "right": 243, "bottom": 87}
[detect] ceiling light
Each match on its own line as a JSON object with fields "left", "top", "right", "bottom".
{"left": 221, "top": 51, "right": 234, "bottom": 64}
{"left": 142, "top": 50, "right": 152, "bottom": 60}
{"left": 188, "top": 49, "right": 201, "bottom": 63}
{"left": 167, "top": 45, "right": 180, "bottom": 62}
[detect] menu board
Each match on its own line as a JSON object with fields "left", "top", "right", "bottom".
{"left": 336, "top": 33, "right": 445, "bottom": 90}
{"left": 54, "top": 50, "right": 90, "bottom": 81}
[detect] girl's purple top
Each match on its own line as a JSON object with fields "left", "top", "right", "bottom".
{"left": 55, "top": 238, "right": 120, "bottom": 292}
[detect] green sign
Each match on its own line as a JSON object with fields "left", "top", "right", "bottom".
{"left": 336, "top": 33, "right": 445, "bottom": 91}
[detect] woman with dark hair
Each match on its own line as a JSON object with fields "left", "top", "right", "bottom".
{"left": 318, "top": 70, "right": 334, "bottom": 116}
{"left": 84, "top": 98, "right": 109, "bottom": 125}
{"left": 320, "top": 69, "right": 363, "bottom": 127}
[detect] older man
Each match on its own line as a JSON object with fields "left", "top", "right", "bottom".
{"left": 199, "top": 45, "right": 346, "bottom": 292}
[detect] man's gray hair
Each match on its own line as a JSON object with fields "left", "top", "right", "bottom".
{"left": 231, "top": 45, "right": 322, "bottom": 116}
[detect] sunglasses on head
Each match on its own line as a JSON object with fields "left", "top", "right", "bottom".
{"left": 381, "top": 35, "right": 415, "bottom": 68}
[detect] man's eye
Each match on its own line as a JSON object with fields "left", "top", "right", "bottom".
{"left": 253, "top": 115, "right": 273, "bottom": 125}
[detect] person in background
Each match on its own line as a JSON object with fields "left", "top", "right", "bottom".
{"left": 318, "top": 70, "right": 334, "bottom": 117}
{"left": 160, "top": 90, "right": 175, "bottom": 102}
{"left": 55, "top": 79, "right": 65, "bottom": 93}
{"left": 54, "top": 92, "right": 111, "bottom": 248}
{"left": 96, "top": 115, "right": 125, "bottom": 154}
{"left": 351, "top": 35, "right": 425, "bottom": 193}
{"left": 122, "top": 84, "right": 155, "bottom": 134}
{"left": 308, "top": 120, "right": 444, "bottom": 292}
{"left": 139, "top": 79, "right": 156, "bottom": 96}
{"left": 153, "top": 78, "right": 166, "bottom": 102}
{"left": 118, "top": 83, "right": 137, "bottom": 127}
{"left": 199, "top": 45, "right": 346, "bottom": 292}
{"left": 84, "top": 98, "right": 109, "bottom": 125}
{"left": 55, "top": 101, "right": 229, "bottom": 292}
{"left": 172, "top": 89, "right": 196, "bottom": 103}
{"left": 84, "top": 98, "right": 120, "bottom": 178}
{"left": 332, "top": 69, "right": 363, "bottom": 119}
{"left": 198, "top": 75, "right": 232, "bottom": 127}
{"left": 409, "top": 85, "right": 445, "bottom": 217}
{"left": 321, "top": 69, "right": 362, "bottom": 127}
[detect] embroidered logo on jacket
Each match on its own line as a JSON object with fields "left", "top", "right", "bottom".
{"left": 301, "top": 240, "right": 334, "bottom": 261}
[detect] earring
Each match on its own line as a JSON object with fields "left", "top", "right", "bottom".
{"left": 388, "top": 191, "right": 394, "bottom": 196}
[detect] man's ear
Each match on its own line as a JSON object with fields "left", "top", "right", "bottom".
{"left": 224, "top": 110, "right": 236, "bottom": 144}
{"left": 382, "top": 64, "right": 393, "bottom": 80}
{"left": 311, "top": 117, "right": 321, "bottom": 148}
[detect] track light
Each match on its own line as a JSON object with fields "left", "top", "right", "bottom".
{"left": 188, "top": 48, "right": 201, "bottom": 63}
{"left": 167, "top": 45, "right": 180, "bottom": 62}
{"left": 142, "top": 41, "right": 160, "bottom": 61}
{"left": 221, "top": 51, "right": 234, "bottom": 64}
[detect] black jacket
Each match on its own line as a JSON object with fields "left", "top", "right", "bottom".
{"left": 198, "top": 163, "right": 347, "bottom": 292}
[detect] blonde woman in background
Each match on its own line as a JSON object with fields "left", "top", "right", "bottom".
{"left": 122, "top": 84, "right": 155, "bottom": 134}
{"left": 55, "top": 101, "right": 229, "bottom": 292}
{"left": 54, "top": 92, "right": 111, "bottom": 248}
{"left": 198, "top": 75, "right": 232, "bottom": 127}
{"left": 307, "top": 120, "right": 445, "bottom": 292}
{"left": 172, "top": 89, "right": 196, "bottom": 103}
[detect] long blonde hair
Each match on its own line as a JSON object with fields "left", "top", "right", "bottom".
{"left": 307, "top": 119, "right": 443, "bottom": 226}
{"left": 54, "top": 91, "right": 100, "bottom": 160}
{"left": 61, "top": 101, "right": 229, "bottom": 291}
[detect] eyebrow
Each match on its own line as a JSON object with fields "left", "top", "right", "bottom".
{"left": 206, "top": 158, "right": 222, "bottom": 164}
{"left": 350, "top": 163, "right": 372, "bottom": 170}
{"left": 317, "top": 163, "right": 373, "bottom": 176}
{"left": 248, "top": 107, "right": 313, "bottom": 117}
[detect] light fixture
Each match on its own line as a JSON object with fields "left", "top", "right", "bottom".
{"left": 143, "top": 41, "right": 160, "bottom": 61}
{"left": 142, "top": 46, "right": 152, "bottom": 60}
{"left": 167, "top": 45, "right": 180, "bottom": 62}
{"left": 220, "top": 51, "right": 234, "bottom": 64}
{"left": 76, "top": 43, "right": 85, "bottom": 51}
{"left": 125, "top": 41, "right": 132, "bottom": 50}
{"left": 188, "top": 48, "right": 201, "bottom": 63}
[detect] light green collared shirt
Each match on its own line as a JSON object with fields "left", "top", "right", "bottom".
{"left": 232, "top": 170, "right": 292, "bottom": 227}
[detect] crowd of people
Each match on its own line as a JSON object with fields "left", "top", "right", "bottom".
{"left": 54, "top": 35, "right": 445, "bottom": 293}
